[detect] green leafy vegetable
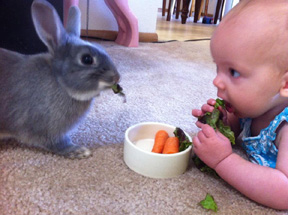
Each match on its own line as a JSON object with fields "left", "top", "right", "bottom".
{"left": 112, "top": 84, "right": 126, "bottom": 103}
{"left": 112, "top": 83, "right": 122, "bottom": 93}
{"left": 173, "top": 127, "right": 192, "bottom": 152}
{"left": 198, "top": 99, "right": 235, "bottom": 144}
{"left": 217, "top": 120, "right": 235, "bottom": 145}
{"left": 198, "top": 108, "right": 220, "bottom": 130}
{"left": 214, "top": 98, "right": 225, "bottom": 109}
{"left": 195, "top": 99, "right": 225, "bottom": 212}
{"left": 199, "top": 193, "right": 218, "bottom": 212}
{"left": 192, "top": 156, "right": 218, "bottom": 177}
{"left": 194, "top": 99, "right": 235, "bottom": 175}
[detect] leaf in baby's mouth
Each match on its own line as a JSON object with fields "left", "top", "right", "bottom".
{"left": 198, "top": 99, "right": 235, "bottom": 144}
{"left": 193, "top": 98, "right": 235, "bottom": 175}
{"left": 112, "top": 84, "right": 126, "bottom": 103}
{"left": 214, "top": 98, "right": 225, "bottom": 109}
{"left": 217, "top": 120, "right": 235, "bottom": 145}
{"left": 198, "top": 108, "right": 220, "bottom": 130}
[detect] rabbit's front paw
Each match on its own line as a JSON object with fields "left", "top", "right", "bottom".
{"left": 64, "top": 145, "right": 92, "bottom": 159}
{"left": 49, "top": 137, "right": 92, "bottom": 159}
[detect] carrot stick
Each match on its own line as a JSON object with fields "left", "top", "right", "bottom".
{"left": 152, "top": 130, "right": 169, "bottom": 153}
{"left": 162, "top": 137, "right": 179, "bottom": 154}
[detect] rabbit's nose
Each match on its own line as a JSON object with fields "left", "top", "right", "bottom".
{"left": 113, "top": 71, "right": 120, "bottom": 83}
{"left": 100, "top": 66, "right": 120, "bottom": 84}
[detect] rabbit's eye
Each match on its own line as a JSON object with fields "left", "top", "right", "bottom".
{"left": 81, "top": 54, "right": 94, "bottom": 65}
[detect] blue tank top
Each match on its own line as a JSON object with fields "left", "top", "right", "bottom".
{"left": 240, "top": 107, "right": 288, "bottom": 168}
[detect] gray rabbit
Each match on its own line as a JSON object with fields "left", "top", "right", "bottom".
{"left": 0, "top": 0, "right": 120, "bottom": 158}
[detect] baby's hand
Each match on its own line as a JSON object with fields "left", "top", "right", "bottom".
{"left": 192, "top": 124, "right": 233, "bottom": 169}
{"left": 192, "top": 98, "right": 228, "bottom": 127}
{"left": 192, "top": 99, "right": 217, "bottom": 128}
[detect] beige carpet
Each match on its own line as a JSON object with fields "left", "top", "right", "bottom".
{"left": 0, "top": 41, "right": 287, "bottom": 214}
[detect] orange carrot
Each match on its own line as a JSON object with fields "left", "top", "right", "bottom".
{"left": 162, "top": 137, "right": 179, "bottom": 154}
{"left": 152, "top": 130, "right": 169, "bottom": 153}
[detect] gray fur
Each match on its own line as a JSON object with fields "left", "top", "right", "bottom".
{"left": 0, "top": 0, "right": 120, "bottom": 158}
{"left": 66, "top": 6, "right": 81, "bottom": 37}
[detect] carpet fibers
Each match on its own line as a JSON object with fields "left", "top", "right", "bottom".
{"left": 0, "top": 41, "right": 287, "bottom": 214}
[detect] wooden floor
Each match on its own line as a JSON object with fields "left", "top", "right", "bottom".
{"left": 84, "top": 11, "right": 217, "bottom": 43}
{"left": 156, "top": 11, "right": 217, "bottom": 41}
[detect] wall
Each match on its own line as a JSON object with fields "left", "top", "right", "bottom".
{"left": 78, "top": 0, "right": 161, "bottom": 33}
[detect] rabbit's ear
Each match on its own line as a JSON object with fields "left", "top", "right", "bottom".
{"left": 66, "top": 6, "right": 81, "bottom": 37}
{"left": 31, "top": 0, "right": 66, "bottom": 53}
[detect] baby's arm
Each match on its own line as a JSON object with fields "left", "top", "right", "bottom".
{"left": 193, "top": 123, "right": 288, "bottom": 209}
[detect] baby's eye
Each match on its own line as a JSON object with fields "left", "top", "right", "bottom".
{"left": 230, "top": 69, "right": 240, "bottom": 78}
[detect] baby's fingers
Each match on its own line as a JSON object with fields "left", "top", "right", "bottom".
{"left": 194, "top": 125, "right": 216, "bottom": 144}
{"left": 216, "top": 130, "right": 230, "bottom": 142}
{"left": 195, "top": 120, "right": 204, "bottom": 128}
{"left": 192, "top": 98, "right": 217, "bottom": 117}
{"left": 192, "top": 135, "right": 200, "bottom": 150}
{"left": 201, "top": 103, "right": 215, "bottom": 113}
{"left": 192, "top": 109, "right": 207, "bottom": 128}
{"left": 207, "top": 98, "right": 217, "bottom": 106}
{"left": 192, "top": 109, "right": 203, "bottom": 117}
{"left": 200, "top": 124, "right": 216, "bottom": 138}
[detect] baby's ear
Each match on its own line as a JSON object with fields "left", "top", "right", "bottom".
{"left": 280, "top": 71, "right": 288, "bottom": 97}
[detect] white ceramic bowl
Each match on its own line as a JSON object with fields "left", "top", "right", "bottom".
{"left": 124, "top": 122, "right": 192, "bottom": 178}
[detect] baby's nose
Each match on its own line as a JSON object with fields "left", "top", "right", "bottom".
{"left": 213, "top": 75, "right": 225, "bottom": 90}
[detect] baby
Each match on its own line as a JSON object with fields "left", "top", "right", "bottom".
{"left": 192, "top": 0, "right": 288, "bottom": 210}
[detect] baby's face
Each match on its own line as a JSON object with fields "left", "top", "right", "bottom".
{"left": 210, "top": 12, "right": 283, "bottom": 118}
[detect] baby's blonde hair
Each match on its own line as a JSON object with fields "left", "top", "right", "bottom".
{"left": 217, "top": 0, "right": 288, "bottom": 73}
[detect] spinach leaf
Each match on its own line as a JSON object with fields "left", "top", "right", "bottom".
{"left": 217, "top": 120, "right": 235, "bottom": 145}
{"left": 112, "top": 84, "right": 126, "bottom": 103}
{"left": 194, "top": 99, "right": 235, "bottom": 175}
{"left": 199, "top": 193, "right": 218, "bottom": 212}
{"left": 174, "top": 127, "right": 192, "bottom": 152}
{"left": 198, "top": 99, "right": 235, "bottom": 144}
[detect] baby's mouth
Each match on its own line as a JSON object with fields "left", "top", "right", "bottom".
{"left": 225, "top": 102, "right": 234, "bottom": 113}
